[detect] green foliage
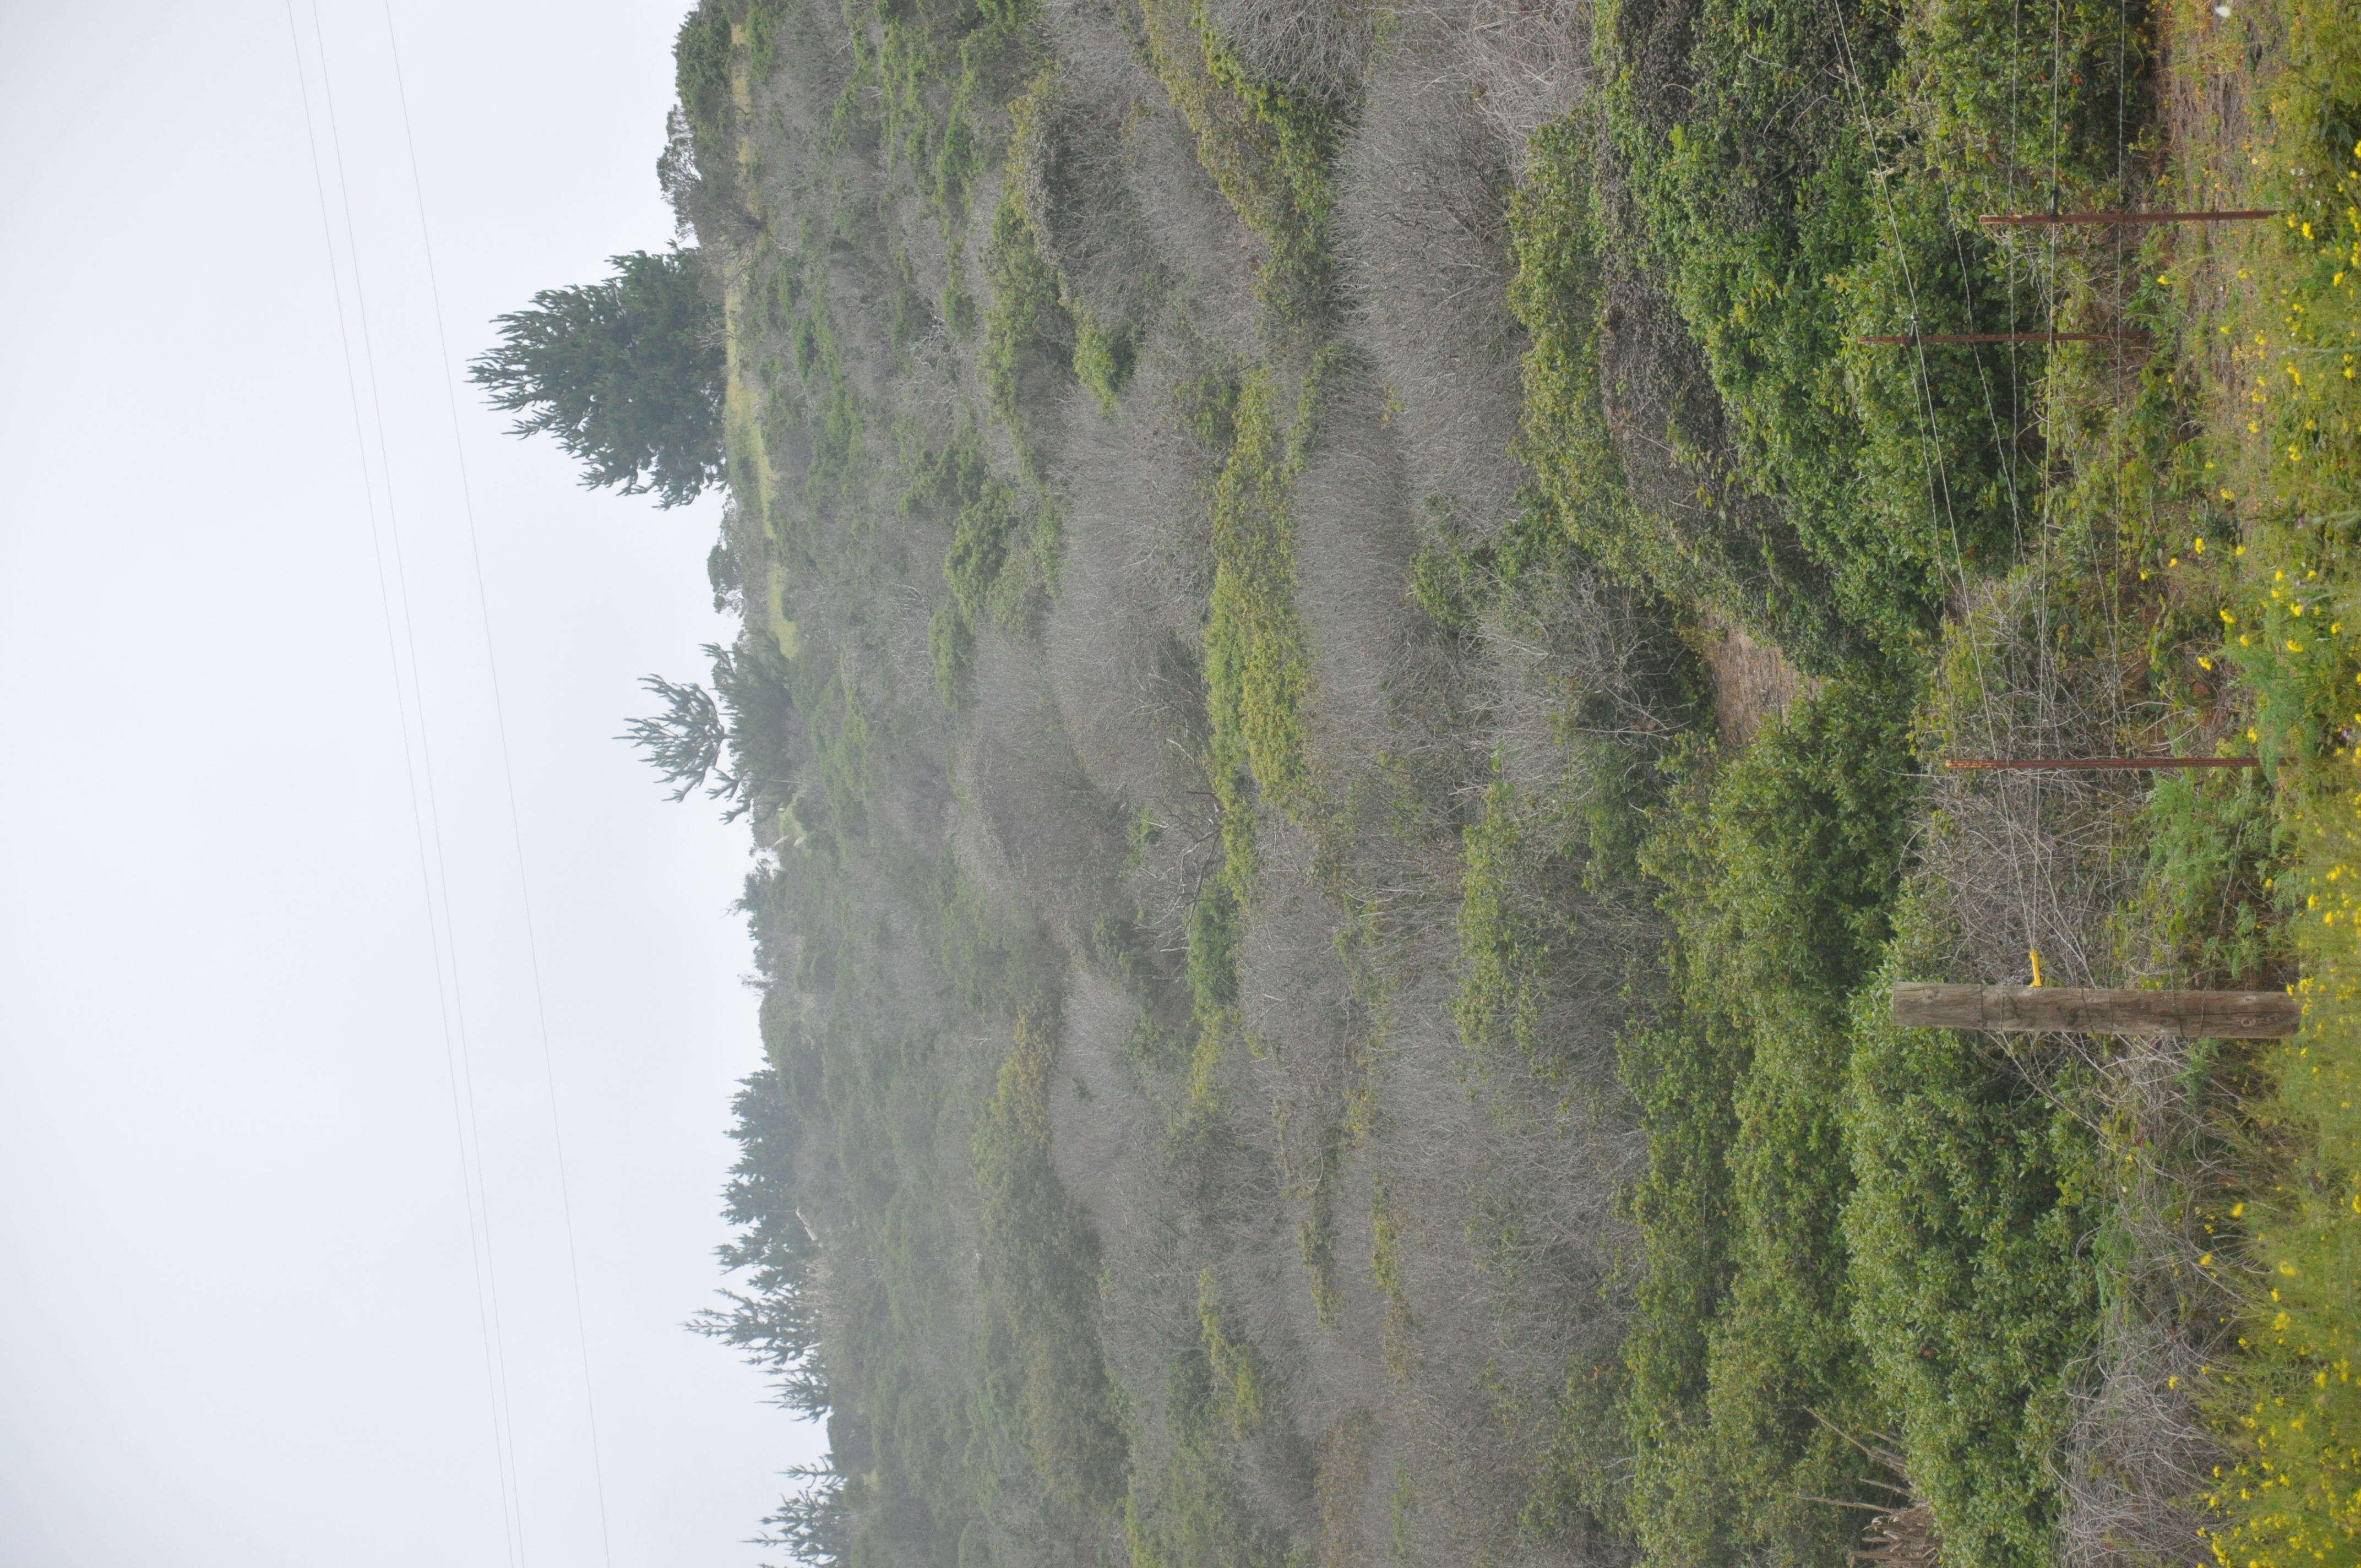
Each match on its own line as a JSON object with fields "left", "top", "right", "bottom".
{"left": 1185, "top": 887, "right": 1242, "bottom": 1019}
{"left": 1004, "top": 69, "right": 1152, "bottom": 416}
{"left": 1073, "top": 321, "right": 1138, "bottom": 415}
{"left": 773, "top": 249, "right": 874, "bottom": 520}
{"left": 1454, "top": 779, "right": 1588, "bottom": 1070}
{"left": 926, "top": 432, "right": 1031, "bottom": 625}
{"left": 1204, "top": 368, "right": 1319, "bottom": 846}
{"left": 1133, "top": 0, "right": 1335, "bottom": 312}
{"left": 1901, "top": 0, "right": 2157, "bottom": 217}
{"left": 2125, "top": 766, "right": 2286, "bottom": 988}
{"left": 2198, "top": 954, "right": 2361, "bottom": 1568}
{"left": 1195, "top": 1268, "right": 1276, "bottom": 1436}
{"left": 974, "top": 1008, "right": 1131, "bottom": 1520}
{"left": 982, "top": 190, "right": 1073, "bottom": 437}
{"left": 674, "top": 3, "right": 735, "bottom": 148}
{"left": 2195, "top": 30, "right": 2361, "bottom": 1554}
{"left": 1619, "top": 684, "right": 1918, "bottom": 1566}
{"left": 841, "top": 0, "right": 1039, "bottom": 216}
{"left": 692, "top": 1070, "right": 831, "bottom": 1420}
{"left": 1123, "top": 1360, "right": 1298, "bottom": 1568}
{"left": 1508, "top": 116, "right": 1846, "bottom": 672}
{"left": 1844, "top": 931, "right": 2101, "bottom": 1568}
{"left": 929, "top": 602, "right": 976, "bottom": 707}
{"left": 619, "top": 664, "right": 737, "bottom": 809}
{"left": 470, "top": 248, "right": 723, "bottom": 508}
{"left": 1595, "top": 0, "right": 2034, "bottom": 665}
{"left": 1502, "top": 0, "right": 2087, "bottom": 673}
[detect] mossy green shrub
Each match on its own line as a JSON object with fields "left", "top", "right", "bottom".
{"left": 1204, "top": 367, "right": 1320, "bottom": 857}
{"left": 1196, "top": 1268, "right": 1277, "bottom": 1436}
{"left": 1844, "top": 928, "right": 2102, "bottom": 1568}
{"left": 1580, "top": 0, "right": 2054, "bottom": 666}
{"left": 1508, "top": 116, "right": 1846, "bottom": 667}
{"left": 773, "top": 240, "right": 876, "bottom": 525}
{"left": 1508, "top": 117, "right": 1962, "bottom": 678}
{"left": 1005, "top": 68, "right": 1151, "bottom": 415}
{"left": 1900, "top": 0, "right": 2157, "bottom": 218}
{"left": 843, "top": 0, "right": 1040, "bottom": 215}
{"left": 1454, "top": 778, "right": 1586, "bottom": 1070}
{"left": 981, "top": 189, "right": 1075, "bottom": 439}
{"left": 1123, "top": 1358, "right": 1297, "bottom": 1568}
{"left": 974, "top": 1007, "right": 1131, "bottom": 1520}
{"left": 1134, "top": 0, "right": 1335, "bottom": 312}
{"left": 1620, "top": 683, "right": 1918, "bottom": 1566}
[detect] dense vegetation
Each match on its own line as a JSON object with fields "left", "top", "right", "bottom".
{"left": 491, "top": 0, "right": 2361, "bottom": 1561}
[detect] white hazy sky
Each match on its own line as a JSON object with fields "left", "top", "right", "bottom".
{"left": 0, "top": 4, "right": 821, "bottom": 1565}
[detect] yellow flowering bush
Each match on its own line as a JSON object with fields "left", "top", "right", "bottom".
{"left": 2202, "top": 786, "right": 2361, "bottom": 1565}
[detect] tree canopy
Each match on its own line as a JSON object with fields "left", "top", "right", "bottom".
{"left": 470, "top": 247, "right": 723, "bottom": 508}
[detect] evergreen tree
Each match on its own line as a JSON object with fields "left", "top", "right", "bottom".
{"left": 753, "top": 1461, "right": 847, "bottom": 1567}
{"left": 689, "top": 1071, "right": 829, "bottom": 1419}
{"left": 619, "top": 645, "right": 744, "bottom": 815}
{"left": 470, "top": 247, "right": 722, "bottom": 507}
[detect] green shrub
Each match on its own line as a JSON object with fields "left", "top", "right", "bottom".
{"left": 1204, "top": 367, "right": 1319, "bottom": 848}
{"left": 1620, "top": 683, "right": 1918, "bottom": 1565}
{"left": 1073, "top": 321, "right": 1138, "bottom": 414}
{"left": 1506, "top": 117, "right": 1860, "bottom": 673}
{"left": 1844, "top": 930, "right": 2102, "bottom": 1568}
{"left": 1901, "top": 0, "right": 2157, "bottom": 217}
{"left": 1134, "top": 0, "right": 1334, "bottom": 312}
{"left": 973, "top": 1008, "right": 1130, "bottom": 1519}
{"left": 981, "top": 190, "right": 1073, "bottom": 437}
{"left": 1196, "top": 1268, "right": 1276, "bottom": 1436}
{"left": 1577, "top": 0, "right": 2053, "bottom": 666}
{"left": 1123, "top": 1359, "right": 1296, "bottom": 1568}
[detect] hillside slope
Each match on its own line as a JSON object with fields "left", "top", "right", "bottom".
{"left": 647, "top": 0, "right": 2361, "bottom": 1563}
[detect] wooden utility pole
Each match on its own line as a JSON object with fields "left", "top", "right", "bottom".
{"left": 1892, "top": 982, "right": 2299, "bottom": 1037}
{"left": 1942, "top": 756, "right": 2257, "bottom": 771}
{"left": 1978, "top": 209, "right": 2276, "bottom": 226}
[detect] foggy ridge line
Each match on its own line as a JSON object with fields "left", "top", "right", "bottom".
{"left": 283, "top": 6, "right": 527, "bottom": 1561}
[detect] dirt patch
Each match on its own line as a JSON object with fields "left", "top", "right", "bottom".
{"left": 1701, "top": 616, "right": 1820, "bottom": 748}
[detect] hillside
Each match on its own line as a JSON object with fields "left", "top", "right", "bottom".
{"left": 624, "top": 0, "right": 2361, "bottom": 1562}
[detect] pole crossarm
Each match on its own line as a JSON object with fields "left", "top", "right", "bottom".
{"left": 1942, "top": 755, "right": 2258, "bottom": 771}
{"left": 1860, "top": 330, "right": 2144, "bottom": 342}
{"left": 1891, "top": 982, "right": 2299, "bottom": 1038}
{"left": 1978, "top": 209, "right": 2276, "bottom": 226}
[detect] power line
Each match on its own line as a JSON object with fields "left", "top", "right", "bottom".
{"left": 374, "top": 3, "right": 618, "bottom": 1561}
{"left": 282, "top": 6, "right": 525, "bottom": 1562}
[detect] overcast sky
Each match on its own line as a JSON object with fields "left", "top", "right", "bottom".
{"left": 0, "top": 4, "right": 820, "bottom": 1565}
